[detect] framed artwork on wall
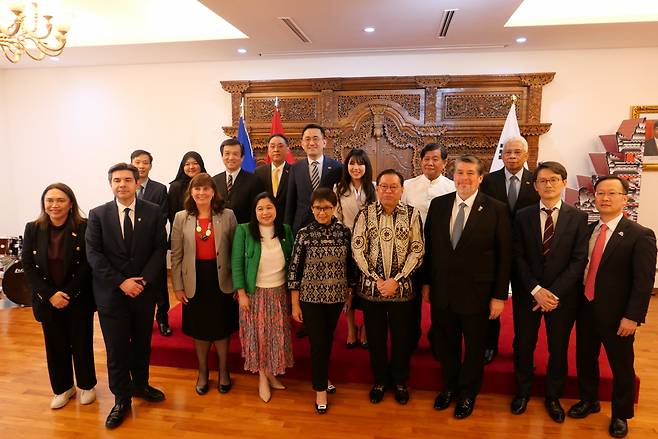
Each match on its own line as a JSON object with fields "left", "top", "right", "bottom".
{"left": 631, "top": 105, "right": 658, "bottom": 169}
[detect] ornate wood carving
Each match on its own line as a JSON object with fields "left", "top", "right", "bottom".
{"left": 220, "top": 73, "right": 554, "bottom": 177}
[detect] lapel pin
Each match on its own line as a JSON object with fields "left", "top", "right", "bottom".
{"left": 478, "top": 205, "right": 483, "bottom": 212}
{"left": 138, "top": 218, "right": 142, "bottom": 222}
{"left": 72, "top": 232, "right": 77, "bottom": 237}
{"left": 76, "top": 246, "right": 80, "bottom": 251}
{"left": 618, "top": 231, "right": 624, "bottom": 237}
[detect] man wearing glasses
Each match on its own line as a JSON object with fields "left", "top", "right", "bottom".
{"left": 509, "top": 161, "right": 589, "bottom": 422}
{"left": 480, "top": 136, "right": 539, "bottom": 365}
{"left": 352, "top": 169, "right": 424, "bottom": 406}
{"left": 567, "top": 176, "right": 656, "bottom": 438}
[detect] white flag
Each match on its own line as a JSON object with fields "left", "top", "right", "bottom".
{"left": 490, "top": 102, "right": 522, "bottom": 172}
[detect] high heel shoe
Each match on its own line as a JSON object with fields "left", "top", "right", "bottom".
{"left": 195, "top": 372, "right": 209, "bottom": 395}
{"left": 218, "top": 373, "right": 232, "bottom": 394}
{"left": 315, "top": 402, "right": 328, "bottom": 414}
{"left": 259, "top": 376, "right": 272, "bottom": 403}
{"left": 267, "top": 374, "right": 286, "bottom": 390}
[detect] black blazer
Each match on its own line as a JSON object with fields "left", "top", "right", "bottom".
{"left": 284, "top": 157, "right": 343, "bottom": 234}
{"left": 141, "top": 178, "right": 168, "bottom": 223}
{"left": 513, "top": 202, "right": 589, "bottom": 307}
{"left": 167, "top": 179, "right": 189, "bottom": 225}
{"left": 254, "top": 162, "right": 291, "bottom": 216}
{"left": 85, "top": 199, "right": 167, "bottom": 310}
{"left": 588, "top": 217, "right": 656, "bottom": 326}
{"left": 22, "top": 219, "right": 93, "bottom": 322}
{"left": 480, "top": 168, "right": 539, "bottom": 218}
{"left": 213, "top": 170, "right": 264, "bottom": 224}
{"left": 424, "top": 191, "right": 512, "bottom": 315}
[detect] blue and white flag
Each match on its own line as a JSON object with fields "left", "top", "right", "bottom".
{"left": 237, "top": 115, "right": 257, "bottom": 172}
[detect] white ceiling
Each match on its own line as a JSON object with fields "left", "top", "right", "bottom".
{"left": 2, "top": 0, "right": 658, "bottom": 69}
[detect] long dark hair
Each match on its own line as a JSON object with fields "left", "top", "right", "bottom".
{"left": 171, "top": 151, "right": 207, "bottom": 184}
{"left": 336, "top": 148, "right": 376, "bottom": 203}
{"left": 183, "top": 173, "right": 225, "bottom": 215}
{"left": 248, "top": 192, "right": 286, "bottom": 241}
{"left": 35, "top": 183, "right": 85, "bottom": 230}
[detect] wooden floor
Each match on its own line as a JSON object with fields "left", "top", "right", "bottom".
{"left": 1, "top": 296, "right": 658, "bottom": 438}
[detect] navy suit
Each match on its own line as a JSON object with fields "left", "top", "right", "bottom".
{"left": 86, "top": 198, "right": 167, "bottom": 403}
{"left": 284, "top": 157, "right": 342, "bottom": 234}
{"left": 575, "top": 217, "right": 656, "bottom": 419}
{"left": 512, "top": 202, "right": 589, "bottom": 398}
{"left": 140, "top": 179, "right": 170, "bottom": 325}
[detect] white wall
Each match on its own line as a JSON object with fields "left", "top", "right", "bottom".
{"left": 2, "top": 47, "right": 658, "bottom": 239}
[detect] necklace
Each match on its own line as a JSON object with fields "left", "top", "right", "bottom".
{"left": 196, "top": 218, "right": 212, "bottom": 241}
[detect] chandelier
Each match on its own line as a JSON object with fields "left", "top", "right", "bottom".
{"left": 1, "top": 1, "right": 69, "bottom": 63}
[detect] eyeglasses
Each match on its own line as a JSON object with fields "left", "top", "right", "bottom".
{"left": 536, "top": 177, "right": 563, "bottom": 186}
{"left": 594, "top": 191, "right": 626, "bottom": 198}
{"left": 378, "top": 184, "right": 401, "bottom": 191}
{"left": 311, "top": 206, "right": 333, "bottom": 213}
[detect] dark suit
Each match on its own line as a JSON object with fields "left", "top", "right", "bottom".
{"left": 424, "top": 191, "right": 512, "bottom": 398}
{"left": 575, "top": 217, "right": 656, "bottom": 419}
{"left": 140, "top": 179, "right": 170, "bottom": 325}
{"left": 254, "top": 162, "right": 291, "bottom": 216}
{"left": 644, "top": 138, "right": 658, "bottom": 156}
{"left": 480, "top": 167, "right": 540, "bottom": 352}
{"left": 86, "top": 199, "right": 167, "bottom": 404}
{"left": 284, "top": 157, "right": 342, "bottom": 234}
{"left": 22, "top": 219, "right": 96, "bottom": 394}
{"left": 512, "top": 202, "right": 589, "bottom": 399}
{"left": 213, "top": 170, "right": 264, "bottom": 224}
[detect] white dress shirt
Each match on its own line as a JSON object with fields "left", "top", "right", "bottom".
{"left": 450, "top": 190, "right": 478, "bottom": 235}
{"left": 116, "top": 198, "right": 136, "bottom": 239}
{"left": 402, "top": 174, "right": 455, "bottom": 225}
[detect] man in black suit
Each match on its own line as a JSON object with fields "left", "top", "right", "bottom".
{"left": 567, "top": 176, "right": 656, "bottom": 438}
{"left": 284, "top": 123, "right": 342, "bottom": 234}
{"left": 212, "top": 138, "right": 264, "bottom": 224}
{"left": 422, "top": 154, "right": 512, "bottom": 419}
{"left": 130, "top": 149, "right": 172, "bottom": 336}
{"left": 510, "top": 161, "right": 589, "bottom": 422}
{"left": 480, "top": 136, "right": 540, "bottom": 364}
{"left": 86, "top": 163, "right": 167, "bottom": 429}
{"left": 254, "top": 134, "right": 291, "bottom": 215}
{"left": 644, "top": 123, "right": 658, "bottom": 156}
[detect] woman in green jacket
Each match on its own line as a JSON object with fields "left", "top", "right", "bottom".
{"left": 232, "top": 192, "right": 294, "bottom": 403}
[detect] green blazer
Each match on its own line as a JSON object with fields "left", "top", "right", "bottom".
{"left": 231, "top": 223, "right": 294, "bottom": 294}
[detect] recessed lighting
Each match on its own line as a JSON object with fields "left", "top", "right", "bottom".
{"left": 237, "top": 48, "right": 247, "bottom": 54}
{"left": 363, "top": 27, "right": 375, "bottom": 33}
{"left": 516, "top": 37, "right": 527, "bottom": 43}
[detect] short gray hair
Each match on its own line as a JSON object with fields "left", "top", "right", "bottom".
{"left": 503, "top": 136, "right": 528, "bottom": 152}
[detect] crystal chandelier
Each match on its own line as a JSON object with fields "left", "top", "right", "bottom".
{"left": 1, "top": 1, "right": 69, "bottom": 63}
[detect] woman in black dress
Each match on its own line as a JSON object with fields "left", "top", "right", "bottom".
{"left": 22, "top": 183, "right": 96, "bottom": 409}
{"left": 167, "top": 151, "right": 207, "bottom": 228}
{"left": 170, "top": 173, "right": 238, "bottom": 395}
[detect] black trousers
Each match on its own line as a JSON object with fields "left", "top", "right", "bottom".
{"left": 486, "top": 317, "right": 500, "bottom": 351}
{"left": 98, "top": 298, "right": 156, "bottom": 403}
{"left": 362, "top": 299, "right": 414, "bottom": 386}
{"left": 431, "top": 305, "right": 488, "bottom": 399}
{"left": 155, "top": 273, "right": 170, "bottom": 324}
{"left": 512, "top": 295, "right": 576, "bottom": 399}
{"left": 575, "top": 297, "right": 636, "bottom": 419}
{"left": 300, "top": 301, "right": 343, "bottom": 392}
{"left": 42, "top": 305, "right": 97, "bottom": 394}
{"left": 410, "top": 270, "right": 424, "bottom": 350}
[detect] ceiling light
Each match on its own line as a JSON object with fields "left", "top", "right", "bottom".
{"left": 516, "top": 37, "right": 527, "bottom": 43}
{"left": 237, "top": 48, "right": 247, "bottom": 54}
{"left": 363, "top": 27, "right": 375, "bottom": 33}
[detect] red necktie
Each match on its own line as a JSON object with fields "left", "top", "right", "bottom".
{"left": 584, "top": 223, "right": 608, "bottom": 301}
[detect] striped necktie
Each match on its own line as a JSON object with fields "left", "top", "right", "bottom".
{"left": 542, "top": 207, "right": 555, "bottom": 256}
{"left": 227, "top": 173, "right": 233, "bottom": 194}
{"left": 310, "top": 161, "right": 320, "bottom": 191}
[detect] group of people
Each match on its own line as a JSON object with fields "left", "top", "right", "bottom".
{"left": 20, "top": 123, "right": 656, "bottom": 438}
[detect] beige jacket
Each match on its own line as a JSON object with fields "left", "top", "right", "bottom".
{"left": 171, "top": 209, "right": 236, "bottom": 297}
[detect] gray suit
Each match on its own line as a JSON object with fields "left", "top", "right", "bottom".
{"left": 170, "top": 209, "right": 236, "bottom": 297}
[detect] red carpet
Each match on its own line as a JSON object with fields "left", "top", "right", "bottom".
{"left": 151, "top": 302, "right": 639, "bottom": 402}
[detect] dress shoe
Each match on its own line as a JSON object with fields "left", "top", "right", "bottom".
{"left": 510, "top": 394, "right": 529, "bottom": 415}
{"left": 315, "top": 402, "right": 328, "bottom": 415}
{"left": 545, "top": 398, "right": 565, "bottom": 423}
{"left": 394, "top": 384, "right": 410, "bottom": 405}
{"left": 609, "top": 418, "right": 628, "bottom": 438}
{"left": 483, "top": 349, "right": 497, "bottom": 365}
{"left": 105, "top": 402, "right": 131, "bottom": 429}
{"left": 454, "top": 397, "right": 475, "bottom": 419}
{"left": 567, "top": 400, "right": 601, "bottom": 419}
{"left": 346, "top": 340, "right": 360, "bottom": 349}
{"left": 79, "top": 387, "right": 96, "bottom": 405}
{"left": 361, "top": 341, "right": 369, "bottom": 349}
{"left": 132, "top": 384, "right": 165, "bottom": 402}
{"left": 433, "top": 390, "right": 454, "bottom": 410}
{"left": 50, "top": 387, "right": 75, "bottom": 409}
{"left": 326, "top": 384, "right": 337, "bottom": 394}
{"left": 158, "top": 322, "right": 172, "bottom": 336}
{"left": 369, "top": 384, "right": 385, "bottom": 404}
{"left": 218, "top": 379, "right": 232, "bottom": 394}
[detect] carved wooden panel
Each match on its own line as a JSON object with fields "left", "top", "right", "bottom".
{"left": 221, "top": 73, "right": 554, "bottom": 177}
